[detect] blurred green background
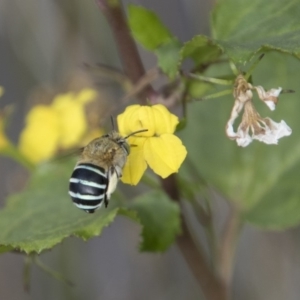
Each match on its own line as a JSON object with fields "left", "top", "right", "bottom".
{"left": 1, "top": 0, "right": 300, "bottom": 299}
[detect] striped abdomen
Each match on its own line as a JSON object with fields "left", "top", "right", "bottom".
{"left": 69, "top": 163, "right": 108, "bottom": 213}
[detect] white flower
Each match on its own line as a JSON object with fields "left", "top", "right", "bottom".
{"left": 254, "top": 86, "right": 282, "bottom": 111}
{"left": 252, "top": 118, "right": 291, "bottom": 144}
{"left": 236, "top": 126, "right": 252, "bottom": 147}
{"left": 226, "top": 75, "right": 291, "bottom": 147}
{"left": 225, "top": 100, "right": 244, "bottom": 139}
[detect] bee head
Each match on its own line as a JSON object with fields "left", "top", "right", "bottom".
{"left": 121, "top": 129, "right": 148, "bottom": 154}
{"left": 117, "top": 138, "right": 130, "bottom": 155}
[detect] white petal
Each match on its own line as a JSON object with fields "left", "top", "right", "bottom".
{"left": 255, "top": 86, "right": 282, "bottom": 110}
{"left": 253, "top": 132, "right": 278, "bottom": 144}
{"left": 268, "top": 119, "right": 292, "bottom": 138}
{"left": 230, "top": 100, "right": 244, "bottom": 121}
{"left": 225, "top": 100, "right": 244, "bottom": 139}
{"left": 268, "top": 88, "right": 282, "bottom": 97}
{"left": 236, "top": 126, "right": 252, "bottom": 147}
{"left": 264, "top": 100, "right": 276, "bottom": 111}
{"left": 226, "top": 122, "right": 237, "bottom": 139}
{"left": 237, "top": 135, "right": 252, "bottom": 147}
{"left": 252, "top": 119, "right": 292, "bottom": 145}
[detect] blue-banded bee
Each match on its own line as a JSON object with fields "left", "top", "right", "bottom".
{"left": 69, "top": 129, "right": 147, "bottom": 213}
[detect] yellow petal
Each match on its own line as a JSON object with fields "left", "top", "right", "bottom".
{"left": 121, "top": 136, "right": 147, "bottom": 185}
{"left": 117, "top": 104, "right": 179, "bottom": 138}
{"left": 19, "top": 105, "right": 60, "bottom": 163}
{"left": 117, "top": 105, "right": 140, "bottom": 135}
{"left": 118, "top": 105, "right": 154, "bottom": 137}
{"left": 52, "top": 90, "right": 96, "bottom": 148}
{"left": 143, "top": 134, "right": 187, "bottom": 178}
{"left": 152, "top": 104, "right": 179, "bottom": 134}
{"left": 133, "top": 106, "right": 156, "bottom": 136}
{"left": 76, "top": 89, "right": 97, "bottom": 104}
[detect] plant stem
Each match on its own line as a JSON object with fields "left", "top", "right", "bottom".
{"left": 218, "top": 206, "right": 242, "bottom": 297}
{"left": 161, "top": 175, "right": 227, "bottom": 300}
{"left": 196, "top": 89, "right": 232, "bottom": 101}
{"left": 96, "top": 0, "right": 157, "bottom": 103}
{"left": 34, "top": 256, "right": 74, "bottom": 286}
{"left": 23, "top": 255, "right": 33, "bottom": 292}
{"left": 189, "top": 73, "right": 233, "bottom": 85}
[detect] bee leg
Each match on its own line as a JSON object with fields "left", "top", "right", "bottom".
{"left": 104, "top": 196, "right": 109, "bottom": 208}
{"left": 113, "top": 166, "right": 122, "bottom": 178}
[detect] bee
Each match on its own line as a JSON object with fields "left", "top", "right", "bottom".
{"left": 69, "top": 128, "right": 147, "bottom": 213}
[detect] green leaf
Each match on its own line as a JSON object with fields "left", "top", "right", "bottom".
{"left": 128, "top": 5, "right": 174, "bottom": 50}
{"left": 211, "top": 0, "right": 300, "bottom": 63}
{"left": 243, "top": 167, "right": 300, "bottom": 229}
{"left": 127, "top": 5, "right": 182, "bottom": 78}
{"left": 0, "top": 159, "right": 180, "bottom": 253}
{"left": 0, "top": 245, "right": 13, "bottom": 254}
{"left": 128, "top": 190, "right": 181, "bottom": 252}
{"left": 155, "top": 39, "right": 182, "bottom": 79}
{"left": 181, "top": 52, "right": 300, "bottom": 229}
{"left": 0, "top": 160, "right": 120, "bottom": 253}
{"left": 180, "top": 35, "right": 222, "bottom": 66}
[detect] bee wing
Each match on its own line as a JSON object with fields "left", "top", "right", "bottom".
{"left": 51, "top": 147, "right": 84, "bottom": 162}
{"left": 104, "top": 166, "right": 121, "bottom": 207}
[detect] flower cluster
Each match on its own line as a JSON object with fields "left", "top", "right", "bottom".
{"left": 226, "top": 75, "right": 291, "bottom": 147}
{"left": 19, "top": 89, "right": 97, "bottom": 163}
{"left": 117, "top": 104, "right": 187, "bottom": 185}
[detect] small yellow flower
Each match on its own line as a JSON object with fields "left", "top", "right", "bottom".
{"left": 117, "top": 104, "right": 187, "bottom": 185}
{"left": 19, "top": 106, "right": 60, "bottom": 163}
{"left": 19, "top": 89, "right": 97, "bottom": 163}
{"left": 52, "top": 89, "right": 97, "bottom": 148}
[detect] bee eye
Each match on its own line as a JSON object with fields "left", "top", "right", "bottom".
{"left": 120, "top": 141, "right": 130, "bottom": 155}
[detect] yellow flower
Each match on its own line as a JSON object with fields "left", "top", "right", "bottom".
{"left": 19, "top": 89, "right": 97, "bottom": 163}
{"left": 19, "top": 106, "right": 60, "bottom": 163}
{"left": 52, "top": 89, "right": 96, "bottom": 148}
{"left": 117, "top": 104, "right": 187, "bottom": 185}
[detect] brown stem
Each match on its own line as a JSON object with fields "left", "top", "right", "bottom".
{"left": 218, "top": 206, "right": 242, "bottom": 297}
{"left": 162, "top": 175, "right": 228, "bottom": 300}
{"left": 97, "top": 2, "right": 228, "bottom": 299}
{"left": 96, "top": 0, "right": 156, "bottom": 103}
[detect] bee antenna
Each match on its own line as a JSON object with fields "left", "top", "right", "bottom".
{"left": 124, "top": 129, "right": 148, "bottom": 139}
{"left": 110, "top": 116, "right": 115, "bottom": 130}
